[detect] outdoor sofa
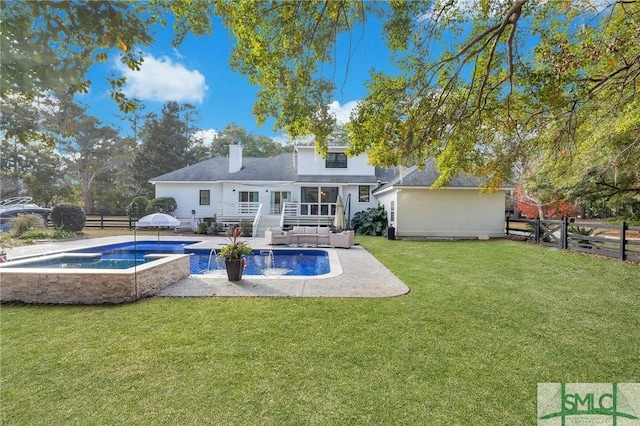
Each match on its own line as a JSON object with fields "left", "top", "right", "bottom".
{"left": 329, "top": 230, "right": 355, "bottom": 248}
{"left": 264, "top": 227, "right": 290, "bottom": 245}
{"left": 265, "top": 226, "right": 355, "bottom": 248}
{"left": 290, "top": 226, "right": 331, "bottom": 245}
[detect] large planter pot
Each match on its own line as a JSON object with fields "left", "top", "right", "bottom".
{"left": 225, "top": 258, "right": 245, "bottom": 281}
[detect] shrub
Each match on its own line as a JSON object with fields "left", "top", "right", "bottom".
{"left": 53, "top": 229, "right": 76, "bottom": 240}
{"left": 195, "top": 221, "right": 209, "bottom": 234}
{"left": 10, "top": 214, "right": 45, "bottom": 237}
{"left": 19, "top": 229, "right": 55, "bottom": 240}
{"left": 50, "top": 204, "right": 86, "bottom": 232}
{"left": 239, "top": 220, "right": 253, "bottom": 237}
{"left": 126, "top": 196, "right": 149, "bottom": 219}
{"left": 210, "top": 221, "right": 223, "bottom": 236}
{"left": 147, "top": 197, "right": 177, "bottom": 215}
{"left": 568, "top": 225, "right": 603, "bottom": 246}
{"left": 351, "top": 205, "right": 388, "bottom": 236}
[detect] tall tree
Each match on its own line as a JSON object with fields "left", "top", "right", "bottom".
{"left": 60, "top": 114, "right": 128, "bottom": 214}
{"left": 208, "top": 0, "right": 639, "bottom": 189}
{"left": 131, "top": 101, "right": 204, "bottom": 195}
{"left": 22, "top": 145, "right": 72, "bottom": 208}
{"left": 211, "top": 123, "right": 290, "bottom": 157}
{"left": 0, "top": 1, "right": 213, "bottom": 112}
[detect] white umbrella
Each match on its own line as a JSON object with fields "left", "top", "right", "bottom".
{"left": 136, "top": 213, "right": 181, "bottom": 243}
{"left": 333, "top": 194, "right": 346, "bottom": 231}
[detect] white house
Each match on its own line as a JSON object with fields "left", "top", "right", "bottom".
{"left": 150, "top": 145, "right": 508, "bottom": 238}
{"left": 373, "top": 160, "right": 507, "bottom": 238}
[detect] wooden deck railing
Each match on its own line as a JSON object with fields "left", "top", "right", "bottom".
{"left": 280, "top": 203, "right": 335, "bottom": 228}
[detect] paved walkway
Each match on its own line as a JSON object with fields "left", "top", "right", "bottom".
{"left": 4, "top": 235, "right": 410, "bottom": 298}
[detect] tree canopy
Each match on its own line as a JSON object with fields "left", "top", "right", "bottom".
{"left": 3, "top": 0, "right": 639, "bottom": 213}
{"left": 210, "top": 123, "right": 290, "bottom": 157}
{"left": 131, "top": 101, "right": 205, "bottom": 195}
{"left": 210, "top": 1, "right": 639, "bottom": 190}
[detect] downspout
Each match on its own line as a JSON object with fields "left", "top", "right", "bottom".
{"left": 346, "top": 193, "right": 351, "bottom": 230}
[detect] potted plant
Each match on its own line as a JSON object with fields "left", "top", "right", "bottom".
{"left": 218, "top": 227, "right": 252, "bottom": 281}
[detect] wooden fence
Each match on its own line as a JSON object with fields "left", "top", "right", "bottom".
{"left": 48, "top": 215, "right": 135, "bottom": 229}
{"left": 506, "top": 217, "right": 640, "bottom": 262}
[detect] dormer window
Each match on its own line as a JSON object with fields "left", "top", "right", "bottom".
{"left": 326, "top": 152, "right": 347, "bottom": 168}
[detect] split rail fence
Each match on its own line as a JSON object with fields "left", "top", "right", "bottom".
{"left": 505, "top": 217, "right": 640, "bottom": 262}
{"left": 48, "top": 215, "right": 135, "bottom": 229}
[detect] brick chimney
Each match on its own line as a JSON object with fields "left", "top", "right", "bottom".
{"left": 228, "top": 144, "right": 242, "bottom": 173}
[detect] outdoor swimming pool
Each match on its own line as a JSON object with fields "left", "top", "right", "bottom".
{"left": 0, "top": 240, "right": 337, "bottom": 304}
{"left": 6, "top": 241, "right": 331, "bottom": 276}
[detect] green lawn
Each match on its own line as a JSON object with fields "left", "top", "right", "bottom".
{"left": 1, "top": 238, "right": 638, "bottom": 424}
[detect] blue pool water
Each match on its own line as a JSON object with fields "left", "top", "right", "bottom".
{"left": 3, "top": 256, "right": 148, "bottom": 269}
{"left": 8, "top": 241, "right": 331, "bottom": 276}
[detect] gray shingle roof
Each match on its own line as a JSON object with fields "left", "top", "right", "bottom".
{"left": 295, "top": 175, "right": 378, "bottom": 184}
{"left": 150, "top": 154, "right": 489, "bottom": 188}
{"left": 373, "top": 159, "right": 485, "bottom": 192}
{"left": 150, "top": 153, "right": 296, "bottom": 182}
{"left": 150, "top": 153, "right": 379, "bottom": 184}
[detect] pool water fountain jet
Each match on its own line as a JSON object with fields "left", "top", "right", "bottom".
{"left": 261, "top": 250, "right": 290, "bottom": 276}
{"left": 207, "top": 248, "right": 217, "bottom": 271}
{"left": 204, "top": 248, "right": 225, "bottom": 275}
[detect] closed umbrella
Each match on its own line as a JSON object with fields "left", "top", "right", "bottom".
{"left": 333, "top": 194, "right": 346, "bottom": 231}
{"left": 136, "top": 213, "right": 181, "bottom": 243}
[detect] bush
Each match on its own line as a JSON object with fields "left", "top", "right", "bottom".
{"left": 126, "top": 196, "right": 149, "bottom": 219}
{"left": 147, "top": 197, "right": 177, "bottom": 215}
{"left": 53, "top": 229, "right": 76, "bottom": 239}
{"left": 351, "top": 205, "right": 388, "bottom": 236}
{"left": 210, "top": 221, "right": 223, "bottom": 235}
{"left": 239, "top": 220, "right": 253, "bottom": 237}
{"left": 195, "top": 221, "right": 209, "bottom": 234}
{"left": 10, "top": 214, "right": 45, "bottom": 237}
{"left": 19, "top": 229, "right": 55, "bottom": 240}
{"left": 50, "top": 204, "right": 86, "bottom": 232}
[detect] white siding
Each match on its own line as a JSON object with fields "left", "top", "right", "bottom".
{"left": 396, "top": 188, "right": 505, "bottom": 238}
{"left": 340, "top": 185, "right": 377, "bottom": 222}
{"left": 296, "top": 146, "right": 374, "bottom": 176}
{"left": 374, "top": 191, "right": 398, "bottom": 228}
{"left": 154, "top": 183, "right": 222, "bottom": 217}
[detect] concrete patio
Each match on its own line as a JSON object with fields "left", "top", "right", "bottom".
{"left": 4, "top": 235, "right": 410, "bottom": 299}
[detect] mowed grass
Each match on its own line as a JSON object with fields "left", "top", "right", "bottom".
{"left": 1, "top": 238, "right": 638, "bottom": 424}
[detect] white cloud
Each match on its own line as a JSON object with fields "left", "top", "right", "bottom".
{"left": 328, "top": 100, "right": 359, "bottom": 124}
{"left": 115, "top": 54, "right": 208, "bottom": 103}
{"left": 193, "top": 128, "right": 218, "bottom": 145}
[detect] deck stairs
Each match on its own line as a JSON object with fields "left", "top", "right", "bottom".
{"left": 254, "top": 214, "right": 282, "bottom": 237}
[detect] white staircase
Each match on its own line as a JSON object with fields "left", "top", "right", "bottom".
{"left": 254, "top": 214, "right": 282, "bottom": 237}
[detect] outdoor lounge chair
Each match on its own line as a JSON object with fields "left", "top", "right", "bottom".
{"left": 330, "top": 230, "right": 355, "bottom": 248}
{"left": 265, "top": 227, "right": 290, "bottom": 245}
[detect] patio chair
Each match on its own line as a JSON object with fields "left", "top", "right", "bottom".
{"left": 265, "top": 227, "right": 290, "bottom": 245}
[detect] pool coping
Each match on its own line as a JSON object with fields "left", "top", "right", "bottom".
{"left": 3, "top": 236, "right": 410, "bottom": 298}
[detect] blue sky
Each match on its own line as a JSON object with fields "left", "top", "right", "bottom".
{"left": 80, "top": 14, "right": 394, "bottom": 144}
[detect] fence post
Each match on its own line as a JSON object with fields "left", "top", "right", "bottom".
{"left": 535, "top": 217, "right": 541, "bottom": 244}
{"left": 561, "top": 216, "right": 569, "bottom": 250}
{"left": 620, "top": 221, "right": 627, "bottom": 261}
{"left": 506, "top": 216, "right": 510, "bottom": 236}
{"left": 100, "top": 214, "right": 104, "bottom": 229}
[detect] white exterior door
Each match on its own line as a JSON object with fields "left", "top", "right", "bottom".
{"left": 270, "top": 191, "right": 291, "bottom": 214}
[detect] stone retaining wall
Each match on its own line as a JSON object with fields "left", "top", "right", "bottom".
{"left": 0, "top": 254, "right": 190, "bottom": 304}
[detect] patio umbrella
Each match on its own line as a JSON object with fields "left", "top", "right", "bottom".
{"left": 135, "top": 213, "right": 181, "bottom": 243}
{"left": 334, "top": 194, "right": 346, "bottom": 231}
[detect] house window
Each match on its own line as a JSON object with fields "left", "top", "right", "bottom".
{"left": 390, "top": 201, "right": 395, "bottom": 223}
{"left": 238, "top": 191, "right": 259, "bottom": 202}
{"left": 325, "top": 152, "right": 347, "bottom": 168}
{"left": 199, "top": 190, "right": 210, "bottom": 205}
{"left": 358, "top": 186, "right": 370, "bottom": 203}
{"left": 300, "top": 186, "right": 338, "bottom": 215}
